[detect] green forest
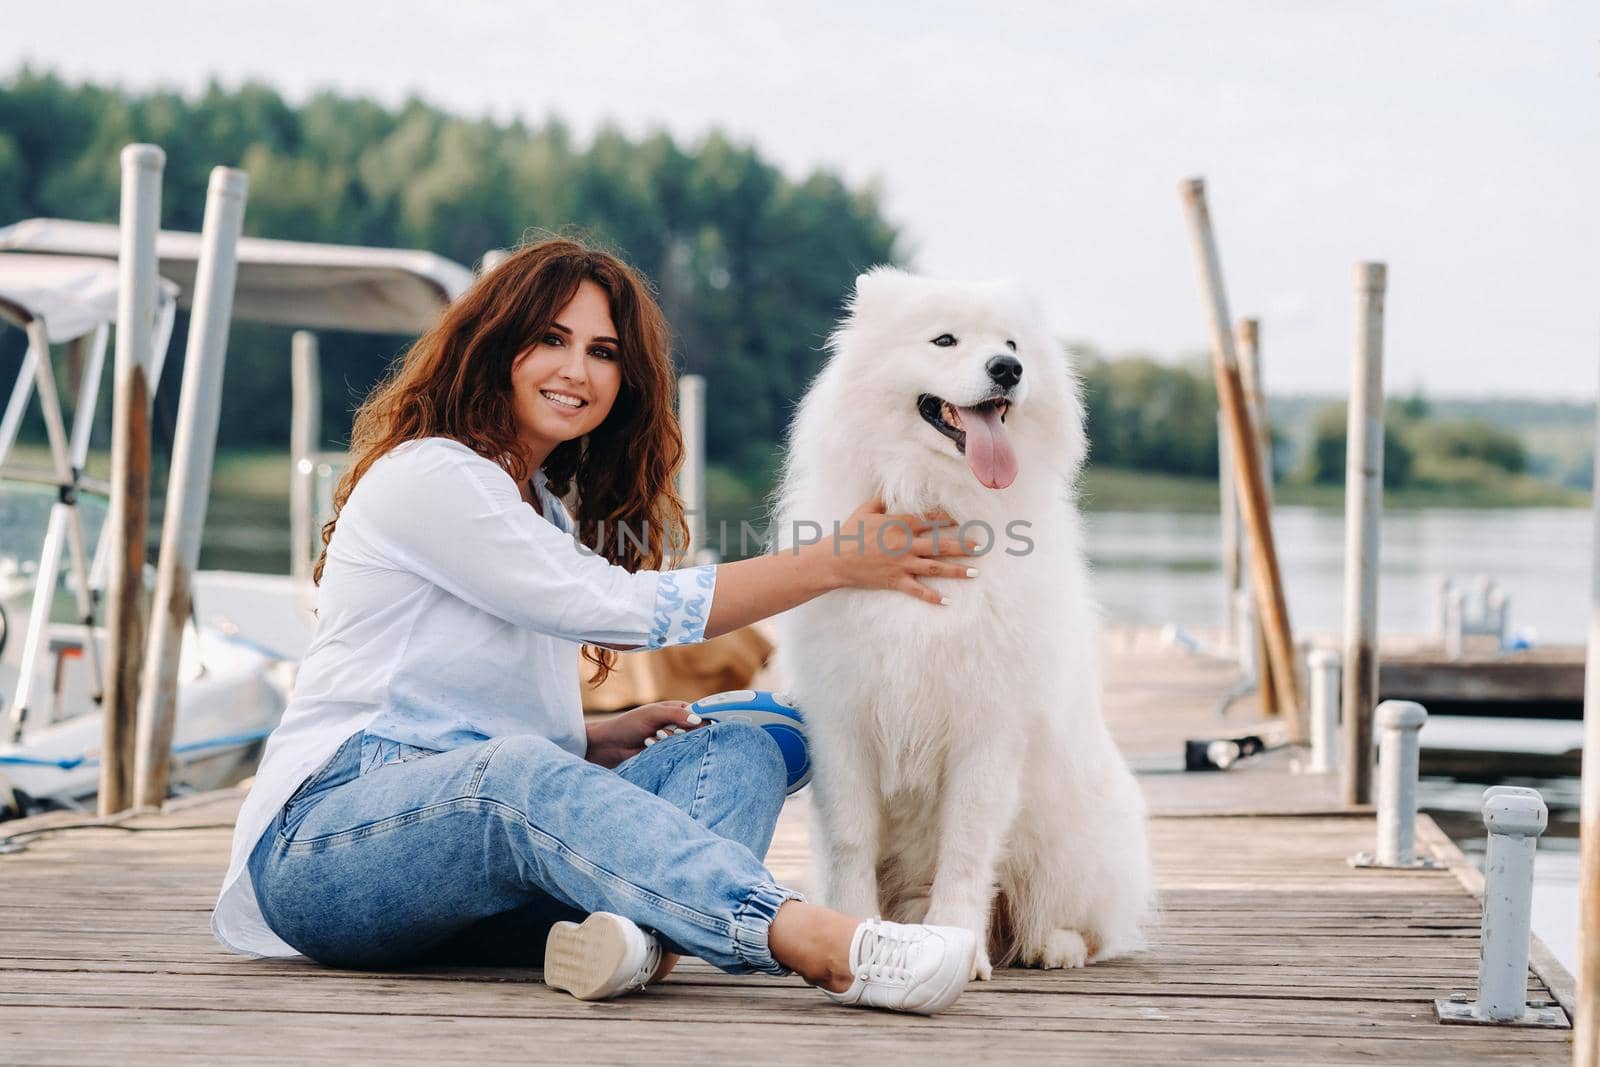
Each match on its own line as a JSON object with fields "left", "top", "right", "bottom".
{"left": 0, "top": 68, "right": 896, "bottom": 484}
{"left": 0, "top": 69, "right": 1589, "bottom": 523}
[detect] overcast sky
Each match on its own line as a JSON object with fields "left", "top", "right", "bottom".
{"left": 7, "top": 1, "right": 1597, "bottom": 398}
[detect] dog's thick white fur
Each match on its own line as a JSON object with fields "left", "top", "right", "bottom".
{"left": 772, "top": 268, "right": 1154, "bottom": 980}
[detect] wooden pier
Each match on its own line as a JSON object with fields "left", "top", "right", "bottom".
{"left": 0, "top": 637, "right": 1576, "bottom": 1064}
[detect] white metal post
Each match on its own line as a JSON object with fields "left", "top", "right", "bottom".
{"left": 678, "top": 373, "right": 707, "bottom": 564}
{"left": 1341, "top": 262, "right": 1387, "bottom": 806}
{"left": 290, "top": 331, "right": 320, "bottom": 586}
{"left": 99, "top": 143, "right": 164, "bottom": 816}
{"left": 1478, "top": 789, "right": 1546, "bottom": 1018}
{"left": 1307, "top": 648, "right": 1340, "bottom": 773}
{"left": 133, "top": 166, "right": 248, "bottom": 810}
{"left": 1436, "top": 788, "right": 1563, "bottom": 1027}
{"left": 1375, "top": 700, "right": 1426, "bottom": 865}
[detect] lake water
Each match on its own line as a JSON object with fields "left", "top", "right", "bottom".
{"left": 1087, "top": 505, "right": 1593, "bottom": 643}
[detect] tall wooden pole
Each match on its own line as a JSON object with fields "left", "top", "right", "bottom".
{"left": 1219, "top": 411, "right": 1241, "bottom": 640}
{"left": 1575, "top": 358, "right": 1600, "bottom": 1065}
{"left": 1341, "top": 263, "right": 1387, "bottom": 806}
{"left": 1236, "top": 317, "right": 1279, "bottom": 714}
{"left": 100, "top": 144, "right": 163, "bottom": 816}
{"left": 1178, "top": 178, "right": 1305, "bottom": 740}
{"left": 133, "top": 167, "right": 248, "bottom": 809}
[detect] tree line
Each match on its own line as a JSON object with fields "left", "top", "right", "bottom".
{"left": 0, "top": 69, "right": 896, "bottom": 480}
{"left": 1077, "top": 346, "right": 1544, "bottom": 493}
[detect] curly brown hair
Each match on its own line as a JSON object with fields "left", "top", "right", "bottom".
{"left": 315, "top": 237, "right": 688, "bottom": 683}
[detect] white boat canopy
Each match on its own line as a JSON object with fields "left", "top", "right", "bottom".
{"left": 0, "top": 253, "right": 177, "bottom": 343}
{"left": 0, "top": 219, "right": 473, "bottom": 335}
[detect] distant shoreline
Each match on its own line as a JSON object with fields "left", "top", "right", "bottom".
{"left": 1079, "top": 466, "right": 1586, "bottom": 513}
{"left": 6, "top": 446, "right": 1586, "bottom": 525}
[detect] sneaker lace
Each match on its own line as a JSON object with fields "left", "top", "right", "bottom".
{"left": 859, "top": 924, "right": 914, "bottom": 981}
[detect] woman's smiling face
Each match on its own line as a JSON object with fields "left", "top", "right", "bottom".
{"left": 510, "top": 279, "right": 624, "bottom": 465}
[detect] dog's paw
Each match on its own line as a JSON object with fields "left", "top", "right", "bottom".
{"left": 1021, "top": 928, "right": 1090, "bottom": 970}
{"left": 971, "top": 945, "right": 994, "bottom": 981}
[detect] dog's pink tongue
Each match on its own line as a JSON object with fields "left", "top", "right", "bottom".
{"left": 958, "top": 405, "right": 1018, "bottom": 490}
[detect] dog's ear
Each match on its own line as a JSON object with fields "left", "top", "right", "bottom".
{"left": 850, "top": 266, "right": 900, "bottom": 310}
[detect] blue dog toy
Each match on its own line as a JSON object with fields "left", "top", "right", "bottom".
{"left": 690, "top": 689, "right": 811, "bottom": 795}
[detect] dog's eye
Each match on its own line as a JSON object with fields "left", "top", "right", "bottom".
{"left": 931, "top": 334, "right": 957, "bottom": 347}
{"left": 1005, "top": 339, "right": 1017, "bottom": 352}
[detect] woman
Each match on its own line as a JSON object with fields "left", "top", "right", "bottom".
{"left": 212, "top": 238, "right": 980, "bottom": 1015}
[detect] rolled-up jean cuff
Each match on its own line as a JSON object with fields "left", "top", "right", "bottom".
{"left": 730, "top": 881, "right": 805, "bottom": 975}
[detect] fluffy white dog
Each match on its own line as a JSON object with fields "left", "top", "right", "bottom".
{"left": 772, "top": 268, "right": 1154, "bottom": 979}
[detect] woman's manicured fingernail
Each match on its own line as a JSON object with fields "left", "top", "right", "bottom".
{"left": 940, "top": 595, "right": 951, "bottom": 605}
{"left": 965, "top": 567, "right": 979, "bottom": 577}
{"left": 687, "top": 712, "right": 702, "bottom": 725}
{"left": 644, "top": 737, "right": 656, "bottom": 746}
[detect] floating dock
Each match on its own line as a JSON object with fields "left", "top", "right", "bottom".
{"left": 0, "top": 635, "right": 1575, "bottom": 1064}
{"left": 1382, "top": 643, "right": 1586, "bottom": 712}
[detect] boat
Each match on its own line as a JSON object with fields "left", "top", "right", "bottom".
{"left": 0, "top": 222, "right": 475, "bottom": 815}
{"left": 0, "top": 252, "right": 290, "bottom": 811}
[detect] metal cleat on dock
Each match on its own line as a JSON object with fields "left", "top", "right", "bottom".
{"left": 1434, "top": 787, "right": 1570, "bottom": 1029}
{"left": 1350, "top": 700, "right": 1437, "bottom": 868}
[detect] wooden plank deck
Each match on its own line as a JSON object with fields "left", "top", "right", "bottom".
{"left": 0, "top": 638, "right": 1576, "bottom": 1064}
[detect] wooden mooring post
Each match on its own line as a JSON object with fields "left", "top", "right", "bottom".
{"left": 1219, "top": 409, "right": 1240, "bottom": 639}
{"left": 133, "top": 166, "right": 249, "bottom": 809}
{"left": 1236, "top": 317, "right": 1278, "bottom": 712}
{"left": 100, "top": 144, "right": 164, "bottom": 816}
{"left": 1341, "top": 262, "right": 1386, "bottom": 806}
{"left": 1178, "top": 178, "right": 1304, "bottom": 738}
{"left": 678, "top": 373, "right": 707, "bottom": 563}
{"left": 290, "top": 330, "right": 320, "bottom": 585}
{"left": 1576, "top": 364, "right": 1600, "bottom": 1064}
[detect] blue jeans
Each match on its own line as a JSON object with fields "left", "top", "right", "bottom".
{"left": 247, "top": 722, "right": 797, "bottom": 973}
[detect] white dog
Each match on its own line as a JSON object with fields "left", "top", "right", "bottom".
{"left": 772, "top": 268, "right": 1154, "bottom": 979}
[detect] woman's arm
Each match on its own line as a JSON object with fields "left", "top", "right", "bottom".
{"left": 705, "top": 497, "right": 976, "bottom": 639}
{"left": 358, "top": 442, "right": 971, "bottom": 650}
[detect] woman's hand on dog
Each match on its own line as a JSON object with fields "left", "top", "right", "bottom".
{"left": 818, "top": 496, "right": 980, "bottom": 606}
{"left": 585, "top": 701, "right": 705, "bottom": 768}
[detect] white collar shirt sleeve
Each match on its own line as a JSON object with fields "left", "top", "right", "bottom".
{"left": 345, "top": 437, "right": 714, "bottom": 648}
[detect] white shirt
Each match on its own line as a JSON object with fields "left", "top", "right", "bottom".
{"left": 212, "top": 437, "right": 716, "bottom": 957}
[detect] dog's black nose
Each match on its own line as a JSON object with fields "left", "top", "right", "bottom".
{"left": 986, "top": 354, "right": 1023, "bottom": 388}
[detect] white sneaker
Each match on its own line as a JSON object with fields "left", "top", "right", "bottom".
{"left": 543, "top": 912, "right": 664, "bottom": 1001}
{"left": 822, "top": 919, "right": 976, "bottom": 1015}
